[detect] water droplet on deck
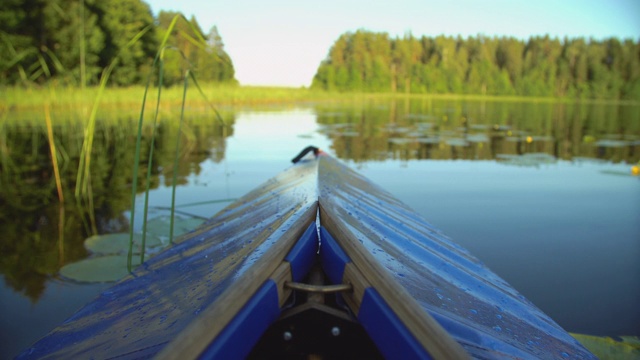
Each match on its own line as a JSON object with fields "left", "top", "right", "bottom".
{"left": 561, "top": 352, "right": 569, "bottom": 358}
{"left": 492, "top": 326, "right": 502, "bottom": 332}
{"left": 469, "top": 309, "right": 478, "bottom": 315}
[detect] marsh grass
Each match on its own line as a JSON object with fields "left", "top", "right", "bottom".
{"left": 4, "top": 87, "right": 639, "bottom": 121}
{"left": 1, "top": 84, "right": 341, "bottom": 110}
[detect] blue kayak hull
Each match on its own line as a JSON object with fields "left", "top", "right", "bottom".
{"left": 17, "top": 151, "right": 594, "bottom": 359}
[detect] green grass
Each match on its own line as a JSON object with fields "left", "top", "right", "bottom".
{"left": 3, "top": 85, "right": 638, "bottom": 115}
{"left": 0, "top": 84, "right": 339, "bottom": 110}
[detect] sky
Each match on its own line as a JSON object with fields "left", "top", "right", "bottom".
{"left": 145, "top": 0, "right": 640, "bottom": 87}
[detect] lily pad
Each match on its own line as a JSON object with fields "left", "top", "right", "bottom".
{"left": 145, "top": 216, "right": 206, "bottom": 239}
{"left": 85, "top": 233, "right": 162, "bottom": 255}
{"left": 495, "top": 153, "right": 556, "bottom": 167}
{"left": 445, "top": 138, "right": 469, "bottom": 147}
{"left": 339, "top": 131, "right": 360, "bottom": 137}
{"left": 595, "top": 139, "right": 629, "bottom": 147}
{"left": 417, "top": 137, "right": 440, "bottom": 144}
{"left": 60, "top": 255, "right": 141, "bottom": 283}
{"left": 470, "top": 124, "right": 492, "bottom": 130}
{"left": 466, "top": 134, "right": 489, "bottom": 143}
{"left": 389, "top": 138, "right": 412, "bottom": 145}
{"left": 570, "top": 333, "right": 640, "bottom": 359}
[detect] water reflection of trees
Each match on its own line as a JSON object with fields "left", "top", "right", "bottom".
{"left": 315, "top": 98, "right": 640, "bottom": 164}
{"left": 0, "top": 112, "right": 234, "bottom": 301}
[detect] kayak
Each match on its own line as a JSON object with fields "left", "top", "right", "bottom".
{"left": 18, "top": 147, "right": 594, "bottom": 359}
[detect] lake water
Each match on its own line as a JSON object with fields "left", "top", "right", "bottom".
{"left": 1, "top": 97, "right": 639, "bottom": 358}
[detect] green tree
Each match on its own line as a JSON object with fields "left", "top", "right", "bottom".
{"left": 496, "top": 37, "right": 524, "bottom": 86}
{"left": 201, "top": 26, "right": 236, "bottom": 82}
{"left": 46, "top": 0, "right": 105, "bottom": 85}
{"left": 312, "top": 30, "right": 639, "bottom": 100}
{"left": 0, "top": 0, "right": 105, "bottom": 84}
{"left": 0, "top": 0, "right": 41, "bottom": 84}
{"left": 97, "top": 0, "right": 157, "bottom": 86}
{"left": 157, "top": 11, "right": 235, "bottom": 86}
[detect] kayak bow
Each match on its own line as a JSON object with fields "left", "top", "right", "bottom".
{"left": 18, "top": 149, "right": 594, "bottom": 359}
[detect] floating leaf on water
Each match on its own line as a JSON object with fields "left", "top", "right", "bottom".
{"left": 522, "top": 153, "right": 556, "bottom": 161}
{"left": 406, "top": 131, "right": 425, "bottom": 138}
{"left": 531, "top": 135, "right": 555, "bottom": 142}
{"left": 388, "top": 137, "right": 412, "bottom": 145}
{"left": 600, "top": 170, "right": 634, "bottom": 177}
{"left": 466, "top": 134, "right": 489, "bottom": 143}
{"left": 383, "top": 125, "right": 411, "bottom": 134}
{"left": 417, "top": 137, "right": 440, "bottom": 144}
{"left": 470, "top": 124, "right": 492, "bottom": 130}
{"left": 85, "top": 233, "right": 162, "bottom": 255}
{"left": 570, "top": 333, "right": 640, "bottom": 359}
{"left": 404, "top": 114, "right": 435, "bottom": 120}
{"left": 495, "top": 153, "right": 556, "bottom": 167}
{"left": 60, "top": 255, "right": 141, "bottom": 283}
{"left": 339, "top": 131, "right": 360, "bottom": 137}
{"left": 445, "top": 138, "right": 469, "bottom": 147}
{"left": 496, "top": 154, "right": 519, "bottom": 160}
{"left": 595, "top": 139, "right": 629, "bottom": 147}
{"left": 572, "top": 157, "right": 607, "bottom": 164}
{"left": 317, "top": 123, "right": 351, "bottom": 134}
{"left": 145, "top": 216, "right": 206, "bottom": 239}
{"left": 416, "top": 122, "right": 435, "bottom": 129}
{"left": 492, "top": 125, "right": 512, "bottom": 131}
{"left": 320, "top": 123, "right": 350, "bottom": 129}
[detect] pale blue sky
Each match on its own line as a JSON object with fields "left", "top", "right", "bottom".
{"left": 145, "top": 0, "right": 640, "bottom": 87}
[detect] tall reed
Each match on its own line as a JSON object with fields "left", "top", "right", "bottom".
{"left": 138, "top": 59, "right": 164, "bottom": 264}
{"left": 75, "top": 26, "right": 152, "bottom": 237}
{"left": 127, "top": 14, "right": 226, "bottom": 271}
{"left": 169, "top": 71, "right": 189, "bottom": 243}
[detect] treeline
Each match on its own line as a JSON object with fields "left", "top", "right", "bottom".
{"left": 312, "top": 30, "right": 640, "bottom": 100}
{"left": 0, "top": 0, "right": 236, "bottom": 86}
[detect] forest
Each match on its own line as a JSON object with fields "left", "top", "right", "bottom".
{"left": 312, "top": 30, "right": 640, "bottom": 100}
{"left": 2, "top": 1, "right": 639, "bottom": 101}
{"left": 0, "top": 0, "right": 236, "bottom": 87}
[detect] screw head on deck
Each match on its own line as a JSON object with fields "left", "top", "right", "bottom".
{"left": 331, "top": 326, "right": 340, "bottom": 336}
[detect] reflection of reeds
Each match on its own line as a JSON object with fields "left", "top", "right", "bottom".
{"left": 0, "top": 113, "right": 10, "bottom": 187}
{"left": 44, "top": 102, "right": 68, "bottom": 269}
{"left": 44, "top": 104, "right": 64, "bottom": 204}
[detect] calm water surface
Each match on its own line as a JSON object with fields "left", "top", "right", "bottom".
{"left": 1, "top": 98, "right": 639, "bottom": 358}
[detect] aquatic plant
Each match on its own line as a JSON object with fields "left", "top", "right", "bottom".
{"left": 127, "top": 14, "right": 228, "bottom": 272}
